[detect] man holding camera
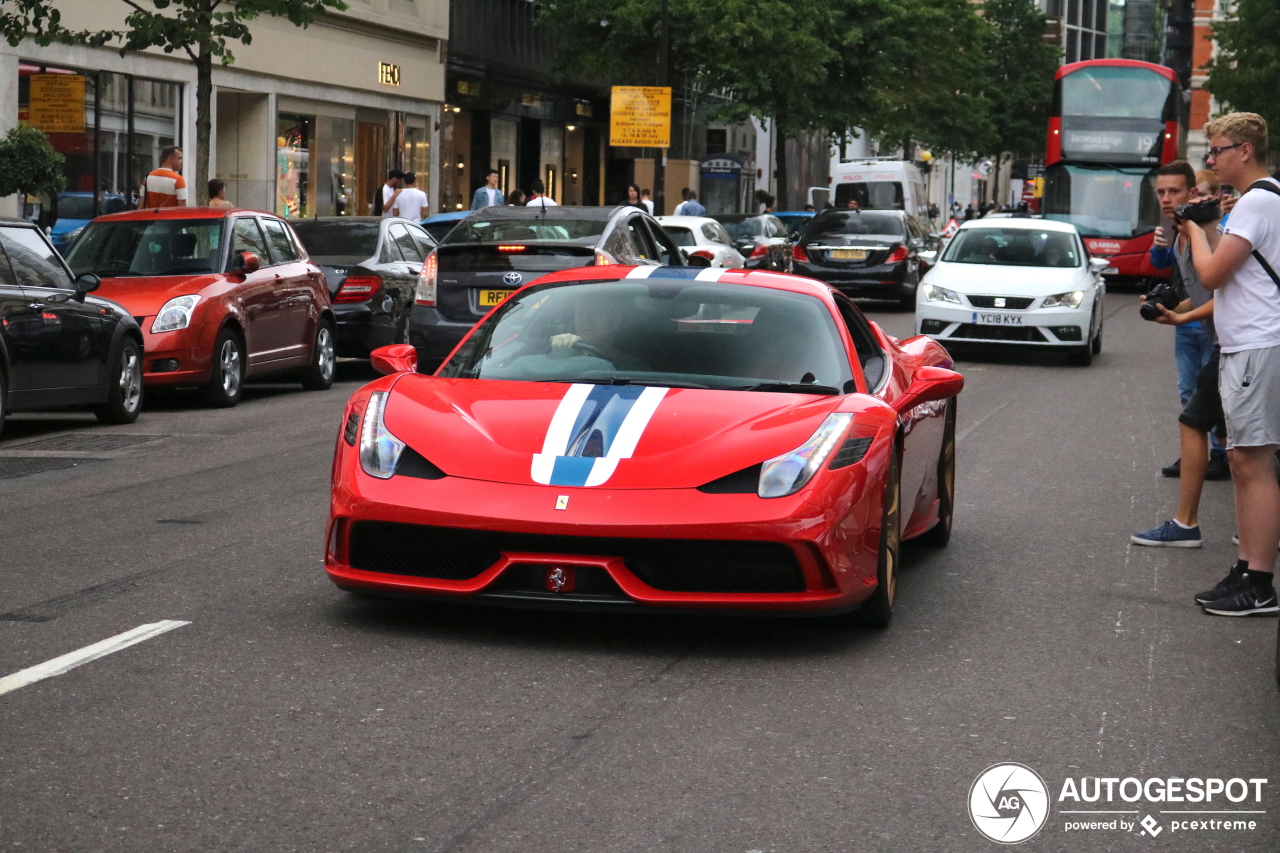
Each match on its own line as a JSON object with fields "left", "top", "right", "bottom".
{"left": 1182, "top": 112, "right": 1280, "bottom": 616}
{"left": 1131, "top": 161, "right": 1225, "bottom": 549}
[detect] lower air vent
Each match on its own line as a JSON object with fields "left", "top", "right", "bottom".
{"left": 829, "top": 436, "right": 873, "bottom": 469}
{"left": 697, "top": 463, "right": 762, "bottom": 494}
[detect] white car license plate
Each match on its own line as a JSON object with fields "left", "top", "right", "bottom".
{"left": 1103, "top": 266, "right": 1119, "bottom": 275}
{"left": 973, "top": 312, "right": 1023, "bottom": 326}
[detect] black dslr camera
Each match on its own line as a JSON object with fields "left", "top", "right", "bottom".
{"left": 1174, "top": 197, "right": 1221, "bottom": 224}
{"left": 1140, "top": 280, "right": 1182, "bottom": 321}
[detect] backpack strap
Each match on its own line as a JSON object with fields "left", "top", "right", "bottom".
{"left": 1244, "top": 180, "right": 1280, "bottom": 290}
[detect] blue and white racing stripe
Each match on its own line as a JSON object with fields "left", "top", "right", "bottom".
{"left": 531, "top": 383, "right": 667, "bottom": 487}
{"left": 625, "top": 265, "right": 727, "bottom": 282}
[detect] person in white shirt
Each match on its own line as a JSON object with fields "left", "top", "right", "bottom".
{"left": 526, "top": 179, "right": 559, "bottom": 207}
{"left": 1183, "top": 111, "right": 1280, "bottom": 616}
{"left": 672, "top": 188, "right": 690, "bottom": 216}
{"left": 391, "top": 172, "right": 428, "bottom": 221}
{"left": 641, "top": 188, "right": 655, "bottom": 214}
{"left": 374, "top": 169, "right": 403, "bottom": 216}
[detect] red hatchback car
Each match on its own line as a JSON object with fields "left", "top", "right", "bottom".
{"left": 65, "top": 208, "right": 336, "bottom": 406}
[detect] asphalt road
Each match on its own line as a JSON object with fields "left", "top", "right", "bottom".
{"left": 1, "top": 293, "right": 1277, "bottom": 853}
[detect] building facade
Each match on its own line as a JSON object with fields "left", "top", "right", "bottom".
{"left": 1, "top": 0, "right": 447, "bottom": 220}
{"left": 1039, "top": 0, "right": 1111, "bottom": 63}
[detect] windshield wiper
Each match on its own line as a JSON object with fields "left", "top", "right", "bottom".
{"left": 736, "top": 381, "right": 840, "bottom": 395}
{"left": 553, "top": 376, "right": 710, "bottom": 389}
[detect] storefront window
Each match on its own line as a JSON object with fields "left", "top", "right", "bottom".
{"left": 326, "top": 117, "right": 355, "bottom": 216}
{"left": 491, "top": 118, "right": 517, "bottom": 194}
{"left": 402, "top": 122, "right": 429, "bottom": 206}
{"left": 18, "top": 63, "right": 179, "bottom": 217}
{"left": 277, "top": 114, "right": 314, "bottom": 218}
{"left": 540, "top": 124, "right": 563, "bottom": 202}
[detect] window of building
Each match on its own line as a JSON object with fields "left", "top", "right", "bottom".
{"left": 277, "top": 114, "right": 314, "bottom": 219}
{"left": 706, "top": 129, "right": 727, "bottom": 155}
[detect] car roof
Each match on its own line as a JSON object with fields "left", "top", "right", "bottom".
{"left": 532, "top": 265, "right": 836, "bottom": 301}
{"left": 425, "top": 211, "right": 470, "bottom": 223}
{"left": 711, "top": 213, "right": 772, "bottom": 222}
{"left": 90, "top": 206, "right": 271, "bottom": 222}
{"left": 0, "top": 217, "right": 41, "bottom": 228}
{"left": 654, "top": 215, "right": 717, "bottom": 225}
{"left": 774, "top": 211, "right": 815, "bottom": 217}
{"left": 459, "top": 205, "right": 630, "bottom": 222}
{"left": 957, "top": 217, "right": 1076, "bottom": 233}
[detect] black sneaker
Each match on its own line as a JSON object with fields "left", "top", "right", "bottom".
{"left": 1201, "top": 579, "right": 1279, "bottom": 617}
{"left": 1162, "top": 457, "right": 1181, "bottom": 478}
{"left": 1205, "top": 454, "right": 1231, "bottom": 481}
{"left": 1195, "top": 563, "right": 1248, "bottom": 604}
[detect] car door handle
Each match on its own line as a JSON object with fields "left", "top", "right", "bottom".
{"left": 27, "top": 302, "right": 44, "bottom": 310}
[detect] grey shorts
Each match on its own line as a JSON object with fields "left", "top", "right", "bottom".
{"left": 1220, "top": 345, "right": 1280, "bottom": 449}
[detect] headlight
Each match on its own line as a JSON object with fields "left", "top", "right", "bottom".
{"left": 758, "top": 413, "right": 853, "bottom": 499}
{"left": 922, "top": 284, "right": 961, "bottom": 304}
{"left": 1043, "top": 290, "right": 1084, "bottom": 309}
{"left": 150, "top": 295, "right": 200, "bottom": 333}
{"left": 359, "top": 391, "right": 404, "bottom": 479}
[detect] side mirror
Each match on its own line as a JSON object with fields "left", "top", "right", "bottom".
{"left": 895, "top": 365, "right": 964, "bottom": 413}
{"left": 687, "top": 253, "right": 713, "bottom": 268}
{"left": 73, "top": 272, "right": 100, "bottom": 296}
{"left": 370, "top": 343, "right": 419, "bottom": 375}
{"left": 1089, "top": 257, "right": 1110, "bottom": 274}
{"left": 233, "top": 251, "right": 260, "bottom": 274}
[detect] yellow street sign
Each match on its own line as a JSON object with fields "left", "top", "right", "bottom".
{"left": 610, "top": 86, "right": 671, "bottom": 148}
{"left": 28, "top": 74, "right": 85, "bottom": 135}
{"left": 1033, "top": 176, "right": 1045, "bottom": 199}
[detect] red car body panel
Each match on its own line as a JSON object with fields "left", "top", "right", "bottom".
{"left": 78, "top": 207, "right": 333, "bottom": 386}
{"left": 325, "top": 266, "right": 960, "bottom": 614}
{"left": 1084, "top": 234, "right": 1169, "bottom": 282}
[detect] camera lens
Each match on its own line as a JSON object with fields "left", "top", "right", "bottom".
{"left": 1139, "top": 302, "right": 1161, "bottom": 321}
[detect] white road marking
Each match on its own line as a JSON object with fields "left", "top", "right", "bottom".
{"left": 0, "top": 620, "right": 190, "bottom": 697}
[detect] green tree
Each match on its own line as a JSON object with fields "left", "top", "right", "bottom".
{"left": 0, "top": 123, "right": 66, "bottom": 217}
{"left": 4, "top": 0, "right": 348, "bottom": 203}
{"left": 982, "top": 0, "right": 1058, "bottom": 158}
{"left": 537, "top": 0, "right": 894, "bottom": 206}
{"left": 1205, "top": 0, "right": 1280, "bottom": 144}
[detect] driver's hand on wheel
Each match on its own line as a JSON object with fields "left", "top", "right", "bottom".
{"left": 550, "top": 333, "right": 582, "bottom": 350}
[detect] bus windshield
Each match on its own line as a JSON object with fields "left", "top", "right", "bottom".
{"left": 1042, "top": 164, "right": 1160, "bottom": 239}
{"left": 1061, "top": 66, "right": 1171, "bottom": 119}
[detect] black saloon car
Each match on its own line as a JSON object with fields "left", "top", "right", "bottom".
{"left": 411, "top": 205, "right": 687, "bottom": 370}
{"left": 789, "top": 209, "right": 933, "bottom": 308}
{"left": 290, "top": 217, "right": 434, "bottom": 358}
{"left": 710, "top": 214, "right": 793, "bottom": 271}
{"left": 0, "top": 218, "right": 144, "bottom": 435}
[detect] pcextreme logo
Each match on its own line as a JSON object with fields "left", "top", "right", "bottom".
{"left": 969, "top": 763, "right": 1269, "bottom": 844}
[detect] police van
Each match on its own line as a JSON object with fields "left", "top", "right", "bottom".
{"left": 830, "top": 159, "right": 930, "bottom": 221}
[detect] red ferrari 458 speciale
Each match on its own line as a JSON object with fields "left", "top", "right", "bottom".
{"left": 325, "top": 265, "right": 962, "bottom": 625}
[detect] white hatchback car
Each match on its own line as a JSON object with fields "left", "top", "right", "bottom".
{"left": 655, "top": 216, "right": 746, "bottom": 268}
{"left": 916, "top": 218, "right": 1108, "bottom": 365}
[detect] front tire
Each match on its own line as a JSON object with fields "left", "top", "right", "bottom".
{"left": 915, "top": 398, "right": 955, "bottom": 547}
{"left": 300, "top": 319, "right": 336, "bottom": 391}
{"left": 94, "top": 338, "right": 143, "bottom": 424}
{"left": 202, "top": 327, "right": 245, "bottom": 408}
{"left": 857, "top": 443, "right": 902, "bottom": 628}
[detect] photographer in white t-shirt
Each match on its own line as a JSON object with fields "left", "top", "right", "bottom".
{"left": 1182, "top": 112, "right": 1280, "bottom": 616}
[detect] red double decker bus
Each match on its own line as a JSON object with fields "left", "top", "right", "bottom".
{"left": 1043, "top": 59, "right": 1182, "bottom": 284}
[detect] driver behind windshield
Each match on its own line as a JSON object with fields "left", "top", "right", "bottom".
{"left": 507, "top": 291, "right": 649, "bottom": 373}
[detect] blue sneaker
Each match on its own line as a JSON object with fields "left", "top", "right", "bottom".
{"left": 1131, "top": 520, "right": 1202, "bottom": 548}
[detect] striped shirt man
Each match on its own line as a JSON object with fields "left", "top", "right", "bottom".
{"left": 142, "top": 146, "right": 187, "bottom": 208}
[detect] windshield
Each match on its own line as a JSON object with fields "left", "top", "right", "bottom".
{"left": 713, "top": 216, "right": 767, "bottom": 240}
{"left": 446, "top": 216, "right": 609, "bottom": 246}
{"left": 67, "top": 219, "right": 224, "bottom": 277}
{"left": 833, "top": 181, "right": 904, "bottom": 210}
{"left": 804, "top": 212, "right": 904, "bottom": 241}
{"left": 663, "top": 226, "right": 696, "bottom": 247}
{"left": 941, "top": 228, "right": 1082, "bottom": 267}
{"left": 57, "top": 195, "right": 96, "bottom": 220}
{"left": 439, "top": 279, "right": 853, "bottom": 392}
{"left": 290, "top": 220, "right": 380, "bottom": 257}
{"left": 1042, "top": 164, "right": 1160, "bottom": 238}
{"left": 1061, "top": 66, "right": 1172, "bottom": 119}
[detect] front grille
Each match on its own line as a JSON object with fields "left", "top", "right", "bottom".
{"left": 346, "top": 522, "right": 806, "bottom": 593}
{"left": 489, "top": 564, "right": 628, "bottom": 597}
{"left": 967, "top": 295, "right": 1035, "bottom": 309}
{"left": 1049, "top": 325, "right": 1083, "bottom": 341}
{"left": 951, "top": 324, "right": 1048, "bottom": 343}
{"left": 920, "top": 319, "right": 948, "bottom": 335}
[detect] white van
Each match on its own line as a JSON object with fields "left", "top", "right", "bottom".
{"left": 830, "top": 159, "right": 930, "bottom": 222}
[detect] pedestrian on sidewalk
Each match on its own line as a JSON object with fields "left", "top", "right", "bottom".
{"left": 207, "top": 179, "right": 233, "bottom": 209}
{"left": 471, "top": 169, "right": 504, "bottom": 210}
{"left": 640, "top": 188, "right": 655, "bottom": 214}
{"left": 391, "top": 172, "right": 428, "bottom": 222}
{"left": 373, "top": 169, "right": 403, "bottom": 216}
{"left": 142, "top": 146, "right": 187, "bottom": 208}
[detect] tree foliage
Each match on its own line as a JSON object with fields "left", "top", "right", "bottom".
{"left": 0, "top": 123, "right": 66, "bottom": 199}
{"left": 1205, "top": 0, "right": 1280, "bottom": 142}
{"left": 981, "top": 0, "right": 1059, "bottom": 158}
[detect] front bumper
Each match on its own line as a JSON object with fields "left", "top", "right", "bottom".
{"left": 138, "top": 321, "right": 215, "bottom": 386}
{"left": 326, "top": 452, "right": 887, "bottom": 614}
{"left": 916, "top": 299, "right": 1092, "bottom": 347}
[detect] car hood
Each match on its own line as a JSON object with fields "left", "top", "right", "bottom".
{"left": 924, "top": 262, "right": 1084, "bottom": 295}
{"left": 383, "top": 376, "right": 842, "bottom": 489}
{"left": 95, "top": 274, "right": 224, "bottom": 316}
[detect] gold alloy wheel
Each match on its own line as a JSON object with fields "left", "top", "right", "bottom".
{"left": 883, "top": 452, "right": 901, "bottom": 606}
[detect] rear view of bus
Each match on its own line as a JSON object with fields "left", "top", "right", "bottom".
{"left": 1043, "top": 59, "right": 1181, "bottom": 287}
